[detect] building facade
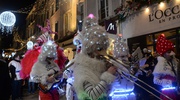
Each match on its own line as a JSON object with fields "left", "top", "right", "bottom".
{"left": 122, "top": 0, "right": 180, "bottom": 59}
{"left": 26, "top": 0, "right": 79, "bottom": 60}
{"left": 26, "top": 0, "right": 180, "bottom": 59}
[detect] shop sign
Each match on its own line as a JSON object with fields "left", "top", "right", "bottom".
{"left": 149, "top": 4, "right": 180, "bottom": 23}
{"left": 105, "top": 20, "right": 117, "bottom": 34}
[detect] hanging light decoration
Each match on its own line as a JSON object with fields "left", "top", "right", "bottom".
{"left": 0, "top": 11, "right": 16, "bottom": 33}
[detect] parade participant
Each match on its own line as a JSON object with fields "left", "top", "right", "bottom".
{"left": 109, "top": 34, "right": 136, "bottom": 100}
{"left": 63, "top": 32, "right": 82, "bottom": 100}
{"left": 72, "top": 14, "right": 117, "bottom": 100}
{"left": 30, "top": 39, "right": 65, "bottom": 100}
{"left": 153, "top": 34, "right": 180, "bottom": 100}
{"left": 20, "top": 19, "right": 66, "bottom": 79}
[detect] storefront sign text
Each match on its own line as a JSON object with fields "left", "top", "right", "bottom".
{"left": 149, "top": 4, "right": 180, "bottom": 23}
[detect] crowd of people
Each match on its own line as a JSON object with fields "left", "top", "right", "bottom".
{"left": 0, "top": 14, "right": 180, "bottom": 100}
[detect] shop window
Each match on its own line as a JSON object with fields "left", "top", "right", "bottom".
{"left": 147, "top": 46, "right": 154, "bottom": 54}
{"left": 146, "top": 35, "right": 153, "bottom": 45}
{"left": 169, "top": 38, "right": 177, "bottom": 53}
{"left": 155, "top": 30, "right": 176, "bottom": 41}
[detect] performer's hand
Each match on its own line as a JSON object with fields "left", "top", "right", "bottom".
{"left": 47, "top": 75, "right": 55, "bottom": 83}
{"left": 107, "top": 66, "right": 117, "bottom": 75}
{"left": 57, "top": 70, "right": 63, "bottom": 77}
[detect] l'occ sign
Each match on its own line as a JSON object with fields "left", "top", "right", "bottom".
{"left": 149, "top": 4, "right": 180, "bottom": 23}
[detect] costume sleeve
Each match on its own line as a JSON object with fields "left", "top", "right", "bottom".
{"left": 153, "top": 74, "right": 172, "bottom": 88}
{"left": 83, "top": 80, "right": 108, "bottom": 100}
{"left": 83, "top": 71, "right": 115, "bottom": 100}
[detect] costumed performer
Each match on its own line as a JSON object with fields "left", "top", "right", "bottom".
{"left": 153, "top": 34, "right": 180, "bottom": 100}
{"left": 72, "top": 14, "right": 117, "bottom": 100}
{"left": 63, "top": 31, "right": 83, "bottom": 100}
{"left": 20, "top": 19, "right": 66, "bottom": 79}
{"left": 109, "top": 34, "right": 136, "bottom": 100}
{"left": 30, "top": 39, "right": 64, "bottom": 100}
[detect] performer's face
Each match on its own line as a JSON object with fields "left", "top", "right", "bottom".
{"left": 95, "top": 49, "right": 107, "bottom": 56}
{"left": 118, "top": 54, "right": 129, "bottom": 63}
{"left": 163, "top": 50, "right": 175, "bottom": 61}
{"left": 46, "top": 57, "right": 55, "bottom": 64}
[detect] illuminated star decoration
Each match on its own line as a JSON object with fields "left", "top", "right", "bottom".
{"left": 37, "top": 19, "right": 57, "bottom": 34}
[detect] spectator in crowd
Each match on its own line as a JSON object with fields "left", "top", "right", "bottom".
{"left": 137, "top": 48, "right": 158, "bottom": 100}
{"left": 9, "top": 53, "right": 23, "bottom": 100}
{"left": 0, "top": 49, "right": 11, "bottom": 100}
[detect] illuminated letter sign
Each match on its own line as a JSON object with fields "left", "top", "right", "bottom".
{"left": 105, "top": 20, "right": 117, "bottom": 34}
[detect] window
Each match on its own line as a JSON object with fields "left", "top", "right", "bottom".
{"left": 55, "top": 22, "right": 58, "bottom": 40}
{"left": 99, "top": 0, "right": 109, "bottom": 20}
{"left": 55, "top": 22, "right": 58, "bottom": 33}
{"left": 155, "top": 30, "right": 176, "bottom": 41}
{"left": 65, "top": 14, "right": 68, "bottom": 34}
{"left": 47, "top": 11, "right": 49, "bottom": 19}
{"left": 146, "top": 35, "right": 153, "bottom": 45}
{"left": 64, "top": 12, "right": 72, "bottom": 35}
{"left": 51, "top": 5, "right": 54, "bottom": 16}
{"left": 56, "top": 0, "right": 59, "bottom": 11}
{"left": 80, "top": 4, "right": 84, "bottom": 20}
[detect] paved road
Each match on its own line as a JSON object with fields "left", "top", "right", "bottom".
{"left": 22, "top": 88, "right": 66, "bottom": 100}
{"left": 23, "top": 90, "right": 66, "bottom": 100}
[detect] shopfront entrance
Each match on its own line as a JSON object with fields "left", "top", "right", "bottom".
{"left": 127, "top": 28, "right": 180, "bottom": 59}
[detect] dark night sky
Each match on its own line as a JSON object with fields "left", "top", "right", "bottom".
{"left": 0, "top": 0, "right": 36, "bottom": 26}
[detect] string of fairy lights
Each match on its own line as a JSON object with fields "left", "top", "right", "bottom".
{"left": 10, "top": 0, "right": 71, "bottom": 14}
